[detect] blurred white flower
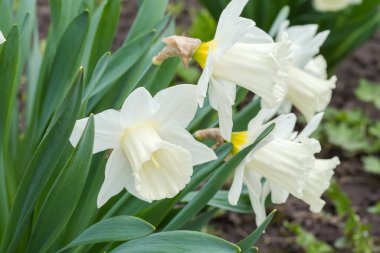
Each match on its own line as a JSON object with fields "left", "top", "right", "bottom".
{"left": 272, "top": 22, "right": 337, "bottom": 121}
{"left": 70, "top": 85, "right": 216, "bottom": 207}
{"left": 228, "top": 110, "right": 339, "bottom": 225}
{"left": 313, "top": 0, "right": 362, "bottom": 12}
{"left": 0, "top": 30, "right": 5, "bottom": 45}
{"left": 192, "top": 0, "right": 292, "bottom": 141}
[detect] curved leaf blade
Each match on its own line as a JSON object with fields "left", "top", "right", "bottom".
{"left": 27, "top": 115, "right": 95, "bottom": 252}
{"left": 110, "top": 231, "right": 240, "bottom": 253}
{"left": 59, "top": 216, "right": 155, "bottom": 252}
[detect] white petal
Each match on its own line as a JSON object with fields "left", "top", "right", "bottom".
{"left": 247, "top": 138, "right": 320, "bottom": 199}
{"left": 304, "top": 55, "right": 328, "bottom": 79}
{"left": 120, "top": 87, "right": 160, "bottom": 128}
{"left": 239, "top": 25, "right": 274, "bottom": 44}
{"left": 0, "top": 31, "right": 5, "bottom": 45}
{"left": 69, "top": 109, "right": 122, "bottom": 153}
{"left": 208, "top": 78, "right": 236, "bottom": 141}
{"left": 301, "top": 157, "right": 340, "bottom": 212}
{"left": 158, "top": 126, "right": 217, "bottom": 166}
{"left": 216, "top": 0, "right": 249, "bottom": 36}
{"left": 97, "top": 149, "right": 129, "bottom": 207}
{"left": 214, "top": 41, "right": 291, "bottom": 109}
{"left": 271, "top": 113, "right": 297, "bottom": 140}
{"left": 154, "top": 84, "right": 198, "bottom": 129}
{"left": 135, "top": 142, "right": 193, "bottom": 202}
{"left": 228, "top": 161, "right": 247, "bottom": 205}
{"left": 196, "top": 46, "right": 214, "bottom": 107}
{"left": 296, "top": 112, "right": 324, "bottom": 141}
{"left": 270, "top": 183, "right": 289, "bottom": 204}
{"left": 287, "top": 66, "right": 336, "bottom": 121}
{"left": 214, "top": 17, "right": 256, "bottom": 59}
{"left": 244, "top": 170, "right": 268, "bottom": 226}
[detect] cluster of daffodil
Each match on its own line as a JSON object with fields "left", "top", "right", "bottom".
{"left": 70, "top": 0, "right": 340, "bottom": 226}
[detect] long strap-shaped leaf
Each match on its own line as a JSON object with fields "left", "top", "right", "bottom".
{"left": 26, "top": 115, "right": 95, "bottom": 253}
{"left": 58, "top": 216, "right": 155, "bottom": 252}
{"left": 110, "top": 230, "right": 240, "bottom": 253}
{"left": 163, "top": 123, "right": 275, "bottom": 231}
{"left": 237, "top": 210, "right": 277, "bottom": 253}
{"left": 0, "top": 25, "right": 19, "bottom": 242}
{"left": 1, "top": 69, "right": 83, "bottom": 253}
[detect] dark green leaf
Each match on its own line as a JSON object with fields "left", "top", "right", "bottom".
{"left": 110, "top": 231, "right": 240, "bottom": 253}
{"left": 59, "top": 216, "right": 155, "bottom": 252}
{"left": 27, "top": 115, "right": 95, "bottom": 252}
{"left": 1, "top": 69, "right": 83, "bottom": 253}
{"left": 238, "top": 210, "right": 276, "bottom": 252}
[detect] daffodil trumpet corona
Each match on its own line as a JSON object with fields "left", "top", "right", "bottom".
{"left": 228, "top": 109, "right": 340, "bottom": 225}
{"left": 70, "top": 85, "right": 216, "bottom": 207}
{"left": 153, "top": 0, "right": 292, "bottom": 142}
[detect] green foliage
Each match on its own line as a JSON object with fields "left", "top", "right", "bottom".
{"left": 327, "top": 182, "right": 374, "bottom": 253}
{"left": 188, "top": 9, "right": 216, "bottom": 42}
{"left": 362, "top": 156, "right": 380, "bottom": 175}
{"left": 285, "top": 222, "right": 334, "bottom": 253}
{"left": 111, "top": 231, "right": 240, "bottom": 253}
{"left": 238, "top": 210, "right": 276, "bottom": 253}
{"left": 368, "top": 202, "right": 380, "bottom": 215}
{"left": 355, "top": 79, "right": 380, "bottom": 109}
{"left": 0, "top": 1, "right": 279, "bottom": 252}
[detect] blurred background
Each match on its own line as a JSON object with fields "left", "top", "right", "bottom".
{"left": 34, "top": 0, "right": 380, "bottom": 252}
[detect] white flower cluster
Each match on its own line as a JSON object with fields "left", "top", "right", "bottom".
{"left": 70, "top": 0, "right": 340, "bottom": 224}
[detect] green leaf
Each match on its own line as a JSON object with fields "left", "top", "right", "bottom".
{"left": 110, "top": 231, "right": 240, "bottom": 253}
{"left": 84, "top": 52, "right": 111, "bottom": 100}
{"left": 368, "top": 202, "right": 380, "bottom": 215}
{"left": 59, "top": 216, "right": 155, "bottom": 252}
{"left": 362, "top": 156, "right": 380, "bottom": 175}
{"left": 285, "top": 222, "right": 334, "bottom": 253}
{"left": 1, "top": 69, "right": 83, "bottom": 253}
{"left": 38, "top": 11, "right": 89, "bottom": 133}
{"left": 188, "top": 9, "right": 217, "bottom": 42}
{"left": 355, "top": 79, "right": 380, "bottom": 109}
{"left": 0, "top": 24, "right": 19, "bottom": 242}
{"left": 83, "top": 0, "right": 121, "bottom": 80}
{"left": 163, "top": 124, "right": 275, "bottom": 231}
{"left": 125, "top": 0, "right": 168, "bottom": 42}
{"left": 238, "top": 210, "right": 276, "bottom": 252}
{"left": 183, "top": 190, "right": 253, "bottom": 214}
{"left": 27, "top": 114, "right": 95, "bottom": 252}
{"left": 88, "top": 30, "right": 156, "bottom": 100}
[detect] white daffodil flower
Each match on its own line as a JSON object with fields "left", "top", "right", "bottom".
{"left": 228, "top": 110, "right": 339, "bottom": 225}
{"left": 0, "top": 30, "right": 5, "bottom": 45}
{"left": 270, "top": 22, "right": 337, "bottom": 121}
{"left": 191, "top": 0, "right": 292, "bottom": 141}
{"left": 70, "top": 85, "right": 217, "bottom": 207}
{"left": 313, "top": 0, "right": 362, "bottom": 12}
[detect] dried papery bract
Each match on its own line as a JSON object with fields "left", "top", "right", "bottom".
{"left": 152, "top": 35, "right": 201, "bottom": 67}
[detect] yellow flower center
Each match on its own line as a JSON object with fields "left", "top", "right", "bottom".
{"left": 231, "top": 131, "right": 249, "bottom": 155}
{"left": 193, "top": 40, "right": 215, "bottom": 69}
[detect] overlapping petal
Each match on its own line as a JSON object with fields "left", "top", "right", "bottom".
{"left": 69, "top": 109, "right": 122, "bottom": 153}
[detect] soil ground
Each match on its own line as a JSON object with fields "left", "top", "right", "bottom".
{"left": 36, "top": 1, "right": 380, "bottom": 252}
